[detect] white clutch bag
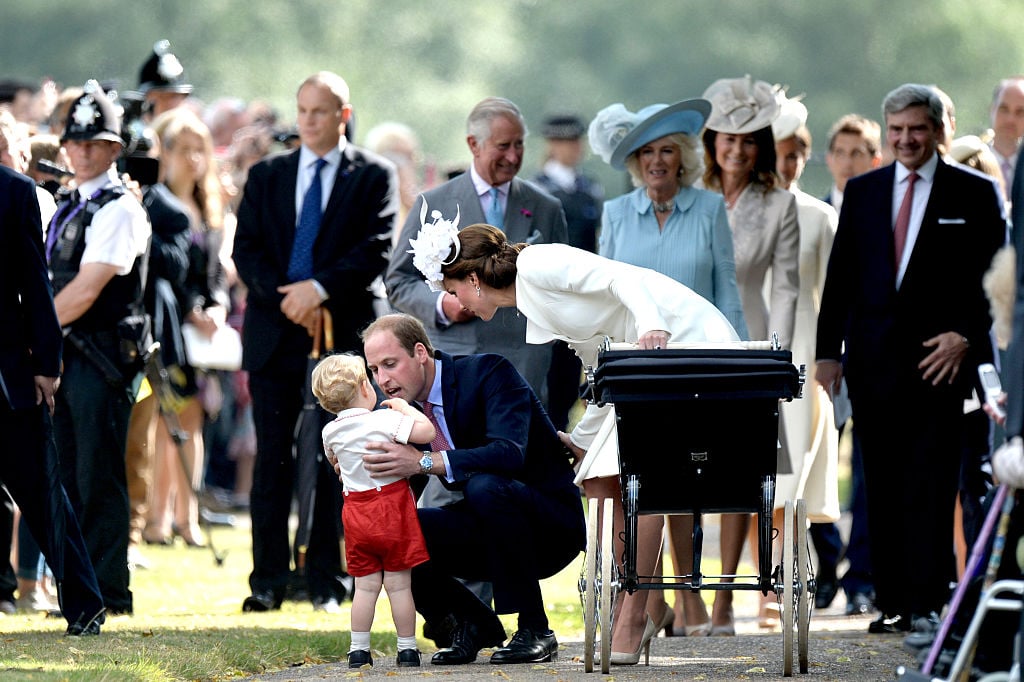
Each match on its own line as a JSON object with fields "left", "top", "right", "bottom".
{"left": 181, "top": 323, "right": 243, "bottom": 371}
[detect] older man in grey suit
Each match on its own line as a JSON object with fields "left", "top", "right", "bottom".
{"left": 386, "top": 97, "right": 567, "bottom": 398}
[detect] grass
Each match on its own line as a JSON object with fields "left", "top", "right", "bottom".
{"left": 0, "top": 502, "right": 598, "bottom": 682}
{"left": 0, "top": 500, "right": 759, "bottom": 682}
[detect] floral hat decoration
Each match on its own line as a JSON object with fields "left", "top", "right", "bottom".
{"left": 588, "top": 98, "right": 712, "bottom": 170}
{"left": 702, "top": 75, "right": 780, "bottom": 135}
{"left": 408, "top": 200, "right": 461, "bottom": 292}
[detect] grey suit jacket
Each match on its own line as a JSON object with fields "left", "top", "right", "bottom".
{"left": 385, "top": 172, "right": 568, "bottom": 394}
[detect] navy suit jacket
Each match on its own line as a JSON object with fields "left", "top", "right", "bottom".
{"left": 434, "top": 350, "right": 581, "bottom": 507}
{"left": 386, "top": 173, "right": 567, "bottom": 393}
{"left": 233, "top": 144, "right": 397, "bottom": 369}
{"left": 817, "top": 158, "right": 1007, "bottom": 402}
{"left": 0, "top": 166, "right": 61, "bottom": 410}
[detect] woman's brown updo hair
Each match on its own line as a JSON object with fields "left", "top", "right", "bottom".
{"left": 440, "top": 224, "right": 527, "bottom": 289}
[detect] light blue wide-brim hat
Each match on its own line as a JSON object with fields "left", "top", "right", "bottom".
{"left": 589, "top": 99, "right": 711, "bottom": 171}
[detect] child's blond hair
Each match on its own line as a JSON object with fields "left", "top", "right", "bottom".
{"left": 311, "top": 353, "right": 369, "bottom": 414}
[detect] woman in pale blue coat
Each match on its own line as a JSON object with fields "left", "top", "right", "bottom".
{"left": 589, "top": 99, "right": 748, "bottom": 640}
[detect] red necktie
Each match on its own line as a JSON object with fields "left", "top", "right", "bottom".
{"left": 422, "top": 402, "right": 452, "bottom": 452}
{"left": 893, "top": 171, "right": 919, "bottom": 266}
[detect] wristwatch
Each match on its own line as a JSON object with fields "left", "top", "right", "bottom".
{"left": 418, "top": 452, "right": 433, "bottom": 475}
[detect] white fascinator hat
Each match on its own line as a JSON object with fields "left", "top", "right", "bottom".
{"left": 407, "top": 201, "right": 461, "bottom": 292}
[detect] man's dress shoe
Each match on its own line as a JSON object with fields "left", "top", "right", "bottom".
{"left": 242, "top": 590, "right": 282, "bottom": 612}
{"left": 432, "top": 620, "right": 484, "bottom": 665}
{"left": 845, "top": 591, "right": 876, "bottom": 616}
{"left": 868, "top": 613, "right": 913, "bottom": 634}
{"left": 814, "top": 579, "right": 839, "bottom": 609}
{"left": 490, "top": 629, "right": 558, "bottom": 664}
{"left": 348, "top": 649, "right": 372, "bottom": 668}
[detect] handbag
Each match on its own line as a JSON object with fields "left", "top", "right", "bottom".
{"left": 181, "top": 322, "right": 243, "bottom": 371}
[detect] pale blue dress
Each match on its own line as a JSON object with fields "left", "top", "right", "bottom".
{"left": 599, "top": 185, "right": 749, "bottom": 339}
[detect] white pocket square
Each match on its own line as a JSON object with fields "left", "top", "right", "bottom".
{"left": 937, "top": 218, "right": 966, "bottom": 224}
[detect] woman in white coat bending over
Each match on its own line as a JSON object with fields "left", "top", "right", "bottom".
{"left": 408, "top": 210, "right": 739, "bottom": 665}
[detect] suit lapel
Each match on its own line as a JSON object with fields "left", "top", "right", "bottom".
{"left": 322, "top": 145, "right": 356, "bottom": 225}
{"left": 504, "top": 178, "right": 537, "bottom": 243}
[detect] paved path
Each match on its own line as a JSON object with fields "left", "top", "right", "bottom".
{"left": 246, "top": 608, "right": 920, "bottom": 681}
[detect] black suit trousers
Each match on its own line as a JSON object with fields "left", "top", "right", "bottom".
{"left": 1, "top": 395, "right": 105, "bottom": 624}
{"left": 248, "top": 359, "right": 343, "bottom": 601}
{"left": 413, "top": 472, "right": 583, "bottom": 629}
{"left": 853, "top": 385, "right": 961, "bottom": 618}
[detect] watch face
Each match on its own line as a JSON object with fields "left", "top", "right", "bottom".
{"left": 419, "top": 454, "right": 432, "bottom": 473}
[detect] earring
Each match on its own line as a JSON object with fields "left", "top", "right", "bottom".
{"left": 475, "top": 285, "right": 481, "bottom": 297}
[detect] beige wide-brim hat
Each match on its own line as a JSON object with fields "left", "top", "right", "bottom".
{"left": 703, "top": 75, "right": 780, "bottom": 135}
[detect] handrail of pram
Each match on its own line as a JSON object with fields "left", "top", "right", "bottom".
{"left": 600, "top": 340, "right": 778, "bottom": 352}
{"left": 599, "top": 331, "right": 783, "bottom": 352}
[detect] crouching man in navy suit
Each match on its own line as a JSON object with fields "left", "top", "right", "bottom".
{"left": 359, "top": 313, "right": 585, "bottom": 666}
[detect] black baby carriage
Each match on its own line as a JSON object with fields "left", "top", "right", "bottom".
{"left": 578, "top": 340, "right": 810, "bottom": 675}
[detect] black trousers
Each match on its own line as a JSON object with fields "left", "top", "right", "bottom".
{"left": 248, "top": 362, "right": 344, "bottom": 602}
{"left": 54, "top": 342, "right": 135, "bottom": 614}
{"left": 853, "top": 385, "right": 961, "bottom": 618}
{"left": 1, "top": 397, "right": 104, "bottom": 625}
{"left": 413, "top": 473, "right": 584, "bottom": 631}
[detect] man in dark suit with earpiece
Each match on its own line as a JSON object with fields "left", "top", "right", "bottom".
{"left": 233, "top": 70, "right": 398, "bottom": 613}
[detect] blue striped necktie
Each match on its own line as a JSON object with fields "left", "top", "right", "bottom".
{"left": 287, "top": 157, "right": 327, "bottom": 282}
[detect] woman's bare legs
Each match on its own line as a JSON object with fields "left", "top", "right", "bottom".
{"left": 582, "top": 475, "right": 664, "bottom": 655}
{"left": 711, "top": 512, "right": 750, "bottom": 634}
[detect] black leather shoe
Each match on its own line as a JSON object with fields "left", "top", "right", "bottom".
{"left": 431, "top": 620, "right": 485, "bottom": 665}
{"left": 65, "top": 608, "right": 105, "bottom": 636}
{"left": 423, "top": 612, "right": 458, "bottom": 648}
{"left": 814, "top": 579, "right": 839, "bottom": 609}
{"left": 868, "top": 613, "right": 912, "bottom": 634}
{"left": 845, "top": 591, "right": 876, "bottom": 616}
{"left": 348, "top": 649, "right": 372, "bottom": 668}
{"left": 490, "top": 628, "right": 558, "bottom": 664}
{"left": 242, "top": 590, "right": 282, "bottom": 612}
{"left": 396, "top": 648, "right": 420, "bottom": 667}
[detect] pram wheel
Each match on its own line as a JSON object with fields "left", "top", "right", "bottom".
{"left": 599, "top": 497, "right": 616, "bottom": 673}
{"left": 781, "top": 499, "right": 812, "bottom": 676}
{"left": 580, "top": 497, "right": 618, "bottom": 674}
{"left": 582, "top": 497, "right": 599, "bottom": 672}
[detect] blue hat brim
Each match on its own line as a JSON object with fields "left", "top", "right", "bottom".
{"left": 610, "top": 98, "right": 711, "bottom": 170}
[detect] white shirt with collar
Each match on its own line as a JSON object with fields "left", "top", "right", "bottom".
{"left": 469, "top": 163, "right": 508, "bottom": 216}
{"left": 77, "top": 168, "right": 151, "bottom": 274}
{"left": 893, "top": 152, "right": 938, "bottom": 288}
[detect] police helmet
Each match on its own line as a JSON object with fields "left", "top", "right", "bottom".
{"left": 62, "top": 80, "right": 123, "bottom": 145}
{"left": 136, "top": 39, "right": 193, "bottom": 95}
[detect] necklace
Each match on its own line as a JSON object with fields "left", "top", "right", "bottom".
{"left": 647, "top": 190, "right": 675, "bottom": 213}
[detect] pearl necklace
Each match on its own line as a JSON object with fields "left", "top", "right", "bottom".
{"left": 647, "top": 190, "right": 675, "bottom": 213}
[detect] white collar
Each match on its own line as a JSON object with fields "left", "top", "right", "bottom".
{"left": 470, "top": 163, "right": 510, "bottom": 197}
{"left": 895, "top": 151, "right": 938, "bottom": 184}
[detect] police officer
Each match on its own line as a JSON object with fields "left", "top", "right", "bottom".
{"left": 130, "top": 39, "right": 193, "bottom": 121}
{"left": 531, "top": 114, "right": 604, "bottom": 430}
{"left": 49, "top": 80, "right": 151, "bottom": 616}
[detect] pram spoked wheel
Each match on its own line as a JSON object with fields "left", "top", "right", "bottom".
{"left": 581, "top": 497, "right": 618, "bottom": 673}
{"left": 780, "top": 498, "right": 812, "bottom": 676}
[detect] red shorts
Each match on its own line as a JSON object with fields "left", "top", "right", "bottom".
{"left": 342, "top": 480, "right": 429, "bottom": 577}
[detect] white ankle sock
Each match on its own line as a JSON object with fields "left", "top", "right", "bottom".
{"left": 350, "top": 631, "right": 370, "bottom": 652}
{"left": 397, "top": 635, "right": 417, "bottom": 651}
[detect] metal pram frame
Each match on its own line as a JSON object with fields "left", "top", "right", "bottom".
{"left": 578, "top": 338, "right": 813, "bottom": 675}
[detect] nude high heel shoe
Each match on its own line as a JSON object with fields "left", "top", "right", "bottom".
{"left": 609, "top": 615, "right": 657, "bottom": 666}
